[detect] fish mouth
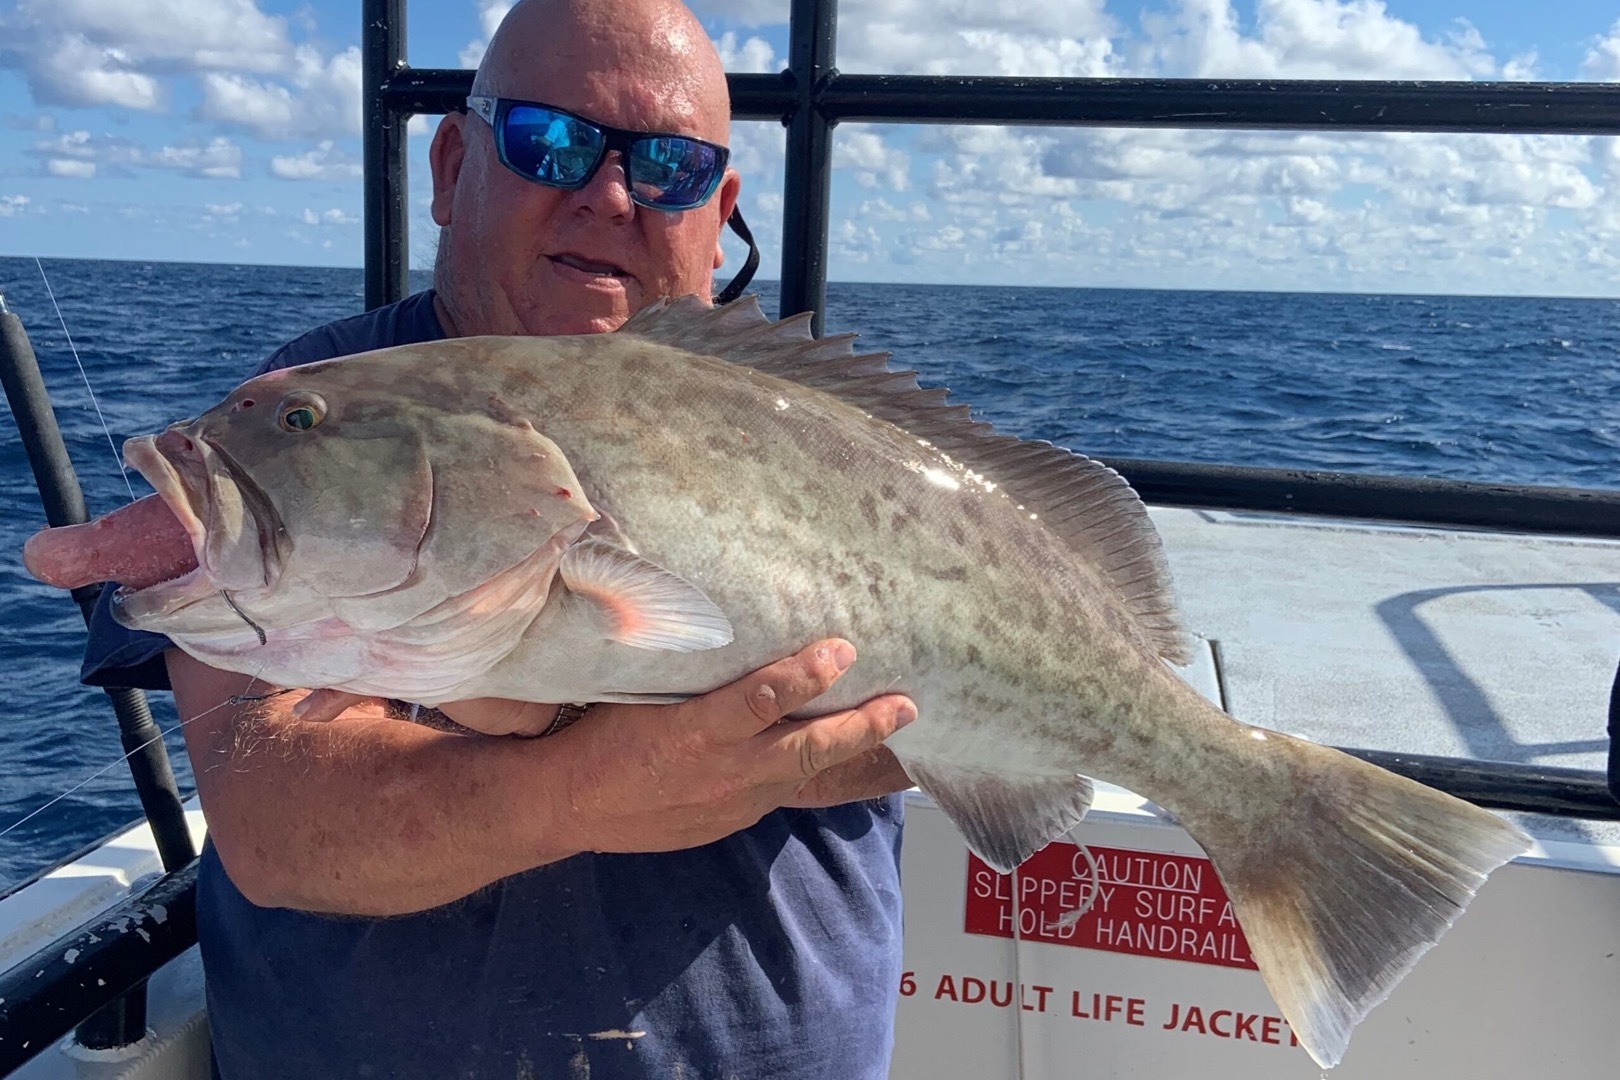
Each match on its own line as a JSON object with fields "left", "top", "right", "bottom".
{"left": 112, "top": 429, "right": 281, "bottom": 626}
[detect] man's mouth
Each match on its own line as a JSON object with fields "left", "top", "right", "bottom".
{"left": 549, "top": 253, "right": 631, "bottom": 279}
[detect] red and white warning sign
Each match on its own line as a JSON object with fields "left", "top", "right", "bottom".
{"left": 963, "top": 842, "right": 1255, "bottom": 970}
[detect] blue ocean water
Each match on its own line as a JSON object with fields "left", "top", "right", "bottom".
{"left": 0, "top": 255, "right": 1616, "bottom": 888}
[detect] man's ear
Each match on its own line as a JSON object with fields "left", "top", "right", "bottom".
{"left": 712, "top": 169, "right": 742, "bottom": 270}
{"left": 430, "top": 113, "right": 469, "bottom": 227}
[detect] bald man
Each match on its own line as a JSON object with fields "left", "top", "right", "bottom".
{"left": 77, "top": 1, "right": 917, "bottom": 1076}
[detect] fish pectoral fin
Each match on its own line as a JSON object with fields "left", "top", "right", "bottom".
{"left": 559, "top": 540, "right": 734, "bottom": 652}
{"left": 898, "top": 756, "right": 1095, "bottom": 874}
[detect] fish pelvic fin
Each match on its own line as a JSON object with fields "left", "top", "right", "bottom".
{"left": 900, "top": 756, "right": 1094, "bottom": 872}
{"left": 559, "top": 540, "right": 733, "bottom": 652}
{"left": 619, "top": 294, "right": 1188, "bottom": 664}
{"left": 1187, "top": 733, "right": 1532, "bottom": 1069}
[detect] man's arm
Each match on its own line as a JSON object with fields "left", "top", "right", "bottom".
{"left": 170, "top": 642, "right": 915, "bottom": 917}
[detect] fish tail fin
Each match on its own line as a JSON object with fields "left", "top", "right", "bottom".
{"left": 1186, "top": 732, "right": 1531, "bottom": 1069}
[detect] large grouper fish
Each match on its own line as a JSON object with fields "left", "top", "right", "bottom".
{"left": 23, "top": 295, "right": 1529, "bottom": 1068}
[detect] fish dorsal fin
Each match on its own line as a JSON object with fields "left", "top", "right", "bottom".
{"left": 620, "top": 295, "right": 1189, "bottom": 664}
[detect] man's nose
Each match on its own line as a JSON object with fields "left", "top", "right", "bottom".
{"left": 574, "top": 150, "right": 634, "bottom": 218}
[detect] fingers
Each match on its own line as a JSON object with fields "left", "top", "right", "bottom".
{"left": 785, "top": 746, "right": 916, "bottom": 808}
{"left": 438, "top": 698, "right": 562, "bottom": 737}
{"left": 692, "top": 638, "right": 859, "bottom": 741}
{"left": 291, "top": 688, "right": 377, "bottom": 723}
{"left": 754, "top": 693, "right": 917, "bottom": 783}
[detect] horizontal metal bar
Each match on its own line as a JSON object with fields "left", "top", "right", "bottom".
{"left": 1102, "top": 457, "right": 1620, "bottom": 539}
{"left": 0, "top": 861, "right": 197, "bottom": 1073}
{"left": 1341, "top": 748, "right": 1620, "bottom": 820}
{"left": 376, "top": 67, "right": 470, "bottom": 114}
{"left": 810, "top": 76, "right": 1620, "bottom": 134}
{"left": 384, "top": 70, "right": 1620, "bottom": 135}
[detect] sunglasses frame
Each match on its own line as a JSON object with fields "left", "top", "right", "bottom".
{"left": 465, "top": 95, "right": 731, "bottom": 212}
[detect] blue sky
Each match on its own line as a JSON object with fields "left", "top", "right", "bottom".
{"left": 0, "top": 1, "right": 1617, "bottom": 295}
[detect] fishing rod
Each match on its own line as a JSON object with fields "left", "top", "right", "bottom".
{"left": 0, "top": 286, "right": 195, "bottom": 873}
{"left": 0, "top": 282, "right": 202, "bottom": 1051}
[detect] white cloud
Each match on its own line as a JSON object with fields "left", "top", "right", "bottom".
{"left": 270, "top": 140, "right": 363, "bottom": 181}
{"left": 836, "top": 126, "right": 910, "bottom": 190}
{"left": 1141, "top": 0, "right": 1495, "bottom": 80}
{"left": 149, "top": 137, "right": 243, "bottom": 178}
{"left": 24, "top": 34, "right": 164, "bottom": 110}
{"left": 205, "top": 201, "right": 243, "bottom": 219}
{"left": 1584, "top": 20, "right": 1620, "bottom": 81}
{"left": 0, "top": 0, "right": 291, "bottom": 109}
{"left": 1501, "top": 51, "right": 1538, "bottom": 82}
{"left": 47, "top": 158, "right": 96, "bottom": 178}
{"left": 0, "top": 195, "right": 31, "bottom": 216}
{"left": 714, "top": 32, "right": 778, "bottom": 73}
{"left": 198, "top": 45, "right": 362, "bottom": 140}
{"left": 0, "top": 1, "right": 361, "bottom": 143}
{"left": 837, "top": 0, "right": 1116, "bottom": 76}
{"left": 301, "top": 207, "right": 357, "bottom": 226}
{"left": 459, "top": 1, "right": 515, "bottom": 69}
{"left": 859, "top": 196, "right": 930, "bottom": 223}
{"left": 28, "top": 129, "right": 242, "bottom": 179}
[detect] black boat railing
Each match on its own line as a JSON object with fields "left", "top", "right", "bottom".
{"left": 1, "top": 0, "right": 1618, "bottom": 1071}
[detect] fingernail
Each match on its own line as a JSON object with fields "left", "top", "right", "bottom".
{"left": 894, "top": 702, "right": 917, "bottom": 728}
{"left": 832, "top": 641, "right": 856, "bottom": 671}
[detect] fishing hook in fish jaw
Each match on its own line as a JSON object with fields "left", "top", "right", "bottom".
{"left": 221, "top": 590, "right": 268, "bottom": 646}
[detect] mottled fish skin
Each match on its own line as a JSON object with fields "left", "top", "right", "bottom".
{"left": 94, "top": 297, "right": 1530, "bottom": 1071}
{"left": 453, "top": 332, "right": 1170, "bottom": 786}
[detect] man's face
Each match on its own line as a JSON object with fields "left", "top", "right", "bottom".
{"left": 429, "top": 19, "right": 740, "bottom": 337}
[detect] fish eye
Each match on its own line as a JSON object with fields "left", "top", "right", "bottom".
{"left": 277, "top": 392, "right": 327, "bottom": 433}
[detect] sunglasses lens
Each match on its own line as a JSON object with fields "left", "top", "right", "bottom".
{"left": 502, "top": 104, "right": 603, "bottom": 186}
{"left": 630, "top": 137, "right": 725, "bottom": 209}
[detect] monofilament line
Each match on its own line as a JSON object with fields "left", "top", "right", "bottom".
{"left": 35, "top": 256, "right": 136, "bottom": 502}
{"left": 0, "top": 668, "right": 268, "bottom": 844}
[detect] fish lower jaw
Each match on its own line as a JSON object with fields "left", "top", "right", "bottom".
{"left": 110, "top": 565, "right": 224, "bottom": 628}
{"left": 123, "top": 436, "right": 212, "bottom": 557}
{"left": 113, "top": 563, "right": 202, "bottom": 600}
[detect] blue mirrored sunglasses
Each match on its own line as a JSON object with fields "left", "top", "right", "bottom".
{"left": 465, "top": 95, "right": 730, "bottom": 212}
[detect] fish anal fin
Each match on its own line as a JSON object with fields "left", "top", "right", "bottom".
{"left": 617, "top": 295, "right": 1187, "bottom": 664}
{"left": 900, "top": 757, "right": 1095, "bottom": 874}
{"left": 559, "top": 540, "right": 733, "bottom": 652}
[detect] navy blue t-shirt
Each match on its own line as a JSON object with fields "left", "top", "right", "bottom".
{"left": 80, "top": 290, "right": 906, "bottom": 1079}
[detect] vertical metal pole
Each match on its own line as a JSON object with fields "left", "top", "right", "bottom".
{"left": 1, "top": 294, "right": 197, "bottom": 1052}
{"left": 363, "top": 0, "right": 409, "bottom": 311}
{"left": 779, "top": 0, "right": 838, "bottom": 335}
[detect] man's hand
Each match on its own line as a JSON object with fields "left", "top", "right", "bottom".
{"left": 289, "top": 637, "right": 920, "bottom": 806}
{"left": 171, "top": 640, "right": 914, "bottom": 914}
{"left": 549, "top": 639, "right": 916, "bottom": 853}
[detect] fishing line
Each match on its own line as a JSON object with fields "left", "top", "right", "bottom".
{"left": 0, "top": 667, "right": 271, "bottom": 845}
{"left": 34, "top": 256, "right": 137, "bottom": 503}
{"left": 1010, "top": 863, "right": 1028, "bottom": 1080}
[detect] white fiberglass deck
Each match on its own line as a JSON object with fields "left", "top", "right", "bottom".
{"left": 1149, "top": 506, "right": 1619, "bottom": 846}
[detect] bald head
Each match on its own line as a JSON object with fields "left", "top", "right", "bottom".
{"left": 427, "top": 0, "right": 743, "bottom": 338}
{"left": 476, "top": 0, "right": 732, "bottom": 146}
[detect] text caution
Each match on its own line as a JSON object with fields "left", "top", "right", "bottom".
{"left": 964, "top": 843, "right": 1256, "bottom": 970}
